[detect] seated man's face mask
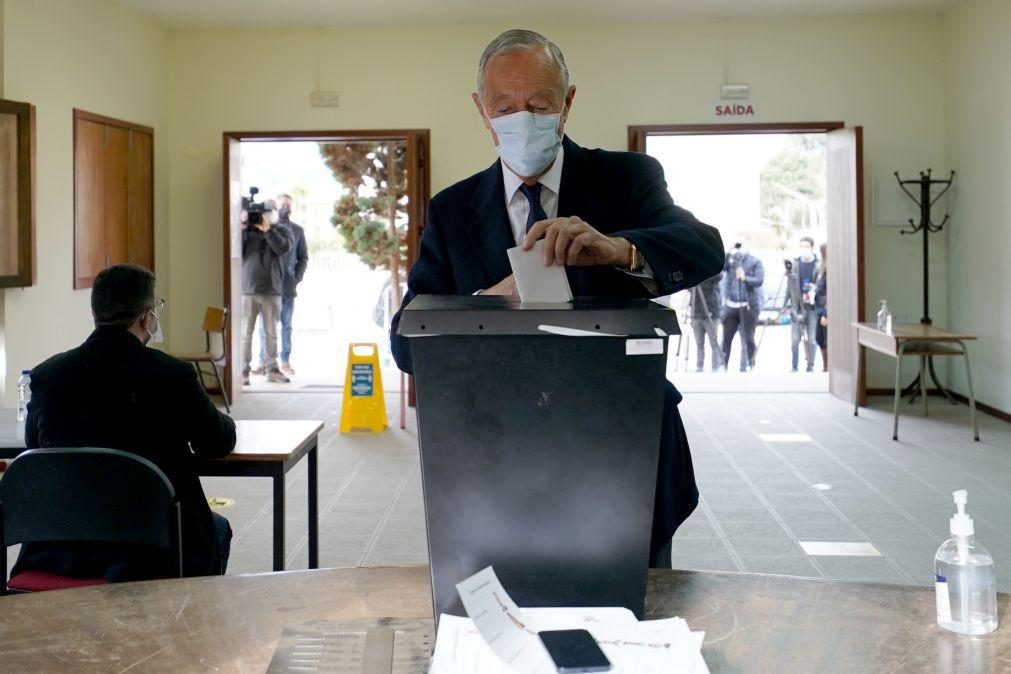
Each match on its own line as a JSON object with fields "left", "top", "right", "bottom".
{"left": 144, "top": 302, "right": 164, "bottom": 345}
{"left": 487, "top": 109, "right": 563, "bottom": 178}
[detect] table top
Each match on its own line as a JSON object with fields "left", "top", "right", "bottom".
{"left": 0, "top": 412, "right": 324, "bottom": 463}
{"left": 854, "top": 322, "right": 977, "bottom": 342}
{"left": 0, "top": 566, "right": 1005, "bottom": 673}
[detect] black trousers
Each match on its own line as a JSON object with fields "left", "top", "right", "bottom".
{"left": 721, "top": 306, "right": 759, "bottom": 370}
{"left": 691, "top": 318, "right": 721, "bottom": 371}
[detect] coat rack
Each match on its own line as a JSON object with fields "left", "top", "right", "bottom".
{"left": 894, "top": 168, "right": 955, "bottom": 403}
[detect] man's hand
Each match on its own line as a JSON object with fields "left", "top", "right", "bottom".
{"left": 735, "top": 266, "right": 745, "bottom": 281}
{"left": 820, "top": 315, "right": 828, "bottom": 327}
{"left": 523, "top": 216, "right": 630, "bottom": 267}
{"left": 479, "top": 274, "right": 517, "bottom": 296}
{"left": 255, "top": 218, "right": 271, "bottom": 233}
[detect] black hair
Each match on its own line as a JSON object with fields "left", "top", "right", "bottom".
{"left": 800, "top": 236, "right": 815, "bottom": 247}
{"left": 92, "top": 264, "right": 156, "bottom": 327}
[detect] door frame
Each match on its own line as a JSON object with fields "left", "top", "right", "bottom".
{"left": 627, "top": 122, "right": 865, "bottom": 402}
{"left": 221, "top": 129, "right": 430, "bottom": 404}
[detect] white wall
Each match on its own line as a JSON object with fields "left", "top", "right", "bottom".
{"left": 944, "top": 0, "right": 1011, "bottom": 414}
{"left": 166, "top": 16, "right": 948, "bottom": 391}
{"left": 0, "top": 0, "right": 168, "bottom": 406}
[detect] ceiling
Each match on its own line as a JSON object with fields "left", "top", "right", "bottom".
{"left": 114, "top": 0, "right": 964, "bottom": 28}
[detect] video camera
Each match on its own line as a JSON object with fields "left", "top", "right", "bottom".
{"left": 729, "top": 242, "right": 745, "bottom": 267}
{"left": 241, "top": 186, "right": 273, "bottom": 226}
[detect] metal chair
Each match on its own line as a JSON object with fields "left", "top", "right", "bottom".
{"left": 0, "top": 447, "right": 183, "bottom": 593}
{"left": 170, "top": 306, "right": 230, "bottom": 412}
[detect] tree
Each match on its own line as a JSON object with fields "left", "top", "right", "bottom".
{"left": 759, "top": 135, "right": 826, "bottom": 251}
{"left": 318, "top": 141, "right": 408, "bottom": 308}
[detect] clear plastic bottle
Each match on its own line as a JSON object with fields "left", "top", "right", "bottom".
{"left": 876, "top": 300, "right": 892, "bottom": 333}
{"left": 934, "top": 490, "right": 998, "bottom": 635}
{"left": 16, "top": 370, "right": 31, "bottom": 441}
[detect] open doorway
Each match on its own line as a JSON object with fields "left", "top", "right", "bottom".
{"left": 222, "top": 130, "right": 429, "bottom": 407}
{"left": 629, "top": 123, "right": 864, "bottom": 399}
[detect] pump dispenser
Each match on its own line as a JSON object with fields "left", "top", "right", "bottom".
{"left": 934, "top": 490, "right": 997, "bottom": 634}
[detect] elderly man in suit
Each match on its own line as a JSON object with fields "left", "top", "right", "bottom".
{"left": 391, "top": 29, "right": 723, "bottom": 567}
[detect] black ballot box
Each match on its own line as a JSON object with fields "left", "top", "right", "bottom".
{"left": 397, "top": 295, "right": 680, "bottom": 623}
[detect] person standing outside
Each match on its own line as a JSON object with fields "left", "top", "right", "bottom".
{"left": 255, "top": 194, "right": 308, "bottom": 375}
{"left": 241, "top": 200, "right": 292, "bottom": 385}
{"left": 786, "top": 236, "right": 820, "bottom": 372}
{"left": 815, "top": 242, "right": 828, "bottom": 371}
{"left": 690, "top": 273, "right": 723, "bottom": 372}
{"left": 720, "top": 240, "right": 764, "bottom": 372}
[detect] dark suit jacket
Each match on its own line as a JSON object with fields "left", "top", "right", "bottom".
{"left": 390, "top": 137, "right": 724, "bottom": 556}
{"left": 14, "top": 326, "right": 236, "bottom": 580}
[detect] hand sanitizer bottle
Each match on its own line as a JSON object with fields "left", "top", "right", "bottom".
{"left": 934, "top": 490, "right": 998, "bottom": 635}
{"left": 876, "top": 300, "right": 887, "bottom": 331}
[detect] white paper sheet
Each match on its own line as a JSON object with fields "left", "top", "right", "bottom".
{"left": 507, "top": 241, "right": 572, "bottom": 303}
{"left": 439, "top": 566, "right": 708, "bottom": 674}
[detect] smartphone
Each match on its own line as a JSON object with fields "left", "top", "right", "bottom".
{"left": 538, "top": 629, "right": 612, "bottom": 673}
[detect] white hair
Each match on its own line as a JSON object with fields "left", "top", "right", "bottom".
{"left": 476, "top": 29, "right": 569, "bottom": 96}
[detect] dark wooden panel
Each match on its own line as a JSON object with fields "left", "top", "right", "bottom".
{"left": 0, "top": 98, "right": 35, "bottom": 288}
{"left": 0, "top": 113, "right": 18, "bottom": 277}
{"left": 73, "top": 118, "right": 106, "bottom": 289}
{"left": 127, "top": 130, "right": 153, "bottom": 270}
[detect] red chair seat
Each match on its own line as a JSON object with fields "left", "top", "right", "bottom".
{"left": 7, "top": 570, "right": 109, "bottom": 592}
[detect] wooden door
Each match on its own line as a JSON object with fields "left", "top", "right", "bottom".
{"left": 127, "top": 130, "right": 154, "bottom": 269}
{"left": 74, "top": 118, "right": 106, "bottom": 288}
{"left": 826, "top": 127, "right": 865, "bottom": 404}
{"left": 223, "top": 135, "right": 242, "bottom": 406}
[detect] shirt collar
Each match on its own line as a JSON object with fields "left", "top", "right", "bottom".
{"left": 502, "top": 146, "right": 565, "bottom": 202}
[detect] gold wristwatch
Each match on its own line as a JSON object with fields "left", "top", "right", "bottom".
{"left": 627, "top": 242, "right": 644, "bottom": 273}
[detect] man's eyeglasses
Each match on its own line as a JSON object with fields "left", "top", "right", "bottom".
{"left": 151, "top": 298, "right": 166, "bottom": 317}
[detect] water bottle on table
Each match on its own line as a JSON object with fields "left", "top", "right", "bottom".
{"left": 16, "top": 370, "right": 30, "bottom": 442}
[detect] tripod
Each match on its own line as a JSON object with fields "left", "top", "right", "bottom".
{"left": 895, "top": 169, "right": 957, "bottom": 404}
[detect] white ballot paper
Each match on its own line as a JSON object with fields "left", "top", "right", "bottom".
{"left": 430, "top": 566, "right": 708, "bottom": 674}
{"left": 507, "top": 241, "right": 573, "bottom": 303}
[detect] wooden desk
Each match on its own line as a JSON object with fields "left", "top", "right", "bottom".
{"left": 853, "top": 322, "right": 979, "bottom": 441}
{"left": 0, "top": 566, "right": 1006, "bottom": 672}
{"left": 0, "top": 415, "right": 323, "bottom": 572}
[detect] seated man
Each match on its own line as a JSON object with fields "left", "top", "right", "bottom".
{"left": 13, "top": 264, "right": 236, "bottom": 581}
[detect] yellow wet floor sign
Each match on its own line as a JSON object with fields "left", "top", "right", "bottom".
{"left": 340, "top": 343, "right": 387, "bottom": 433}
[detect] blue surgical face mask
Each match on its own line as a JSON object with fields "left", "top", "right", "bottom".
{"left": 487, "top": 110, "right": 563, "bottom": 178}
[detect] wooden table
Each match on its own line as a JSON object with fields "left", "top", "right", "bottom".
{"left": 853, "top": 322, "right": 979, "bottom": 441}
{"left": 0, "top": 566, "right": 1006, "bottom": 672}
{"left": 0, "top": 415, "right": 323, "bottom": 572}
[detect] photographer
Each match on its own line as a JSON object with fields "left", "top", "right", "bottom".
{"left": 720, "top": 240, "right": 764, "bottom": 372}
{"left": 240, "top": 189, "right": 293, "bottom": 385}
{"left": 785, "top": 236, "right": 820, "bottom": 372}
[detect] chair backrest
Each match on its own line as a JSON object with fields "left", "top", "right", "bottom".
{"left": 202, "top": 306, "right": 229, "bottom": 357}
{"left": 0, "top": 448, "right": 183, "bottom": 580}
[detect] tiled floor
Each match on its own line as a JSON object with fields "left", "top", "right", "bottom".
{"left": 8, "top": 389, "right": 1009, "bottom": 591}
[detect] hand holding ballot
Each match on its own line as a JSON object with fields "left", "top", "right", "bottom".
{"left": 522, "top": 216, "right": 633, "bottom": 268}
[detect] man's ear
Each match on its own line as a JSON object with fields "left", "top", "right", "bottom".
{"left": 472, "top": 93, "right": 491, "bottom": 131}
{"left": 561, "top": 85, "right": 576, "bottom": 124}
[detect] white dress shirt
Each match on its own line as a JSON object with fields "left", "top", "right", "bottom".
{"left": 494, "top": 146, "right": 654, "bottom": 288}
{"left": 501, "top": 147, "right": 564, "bottom": 246}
